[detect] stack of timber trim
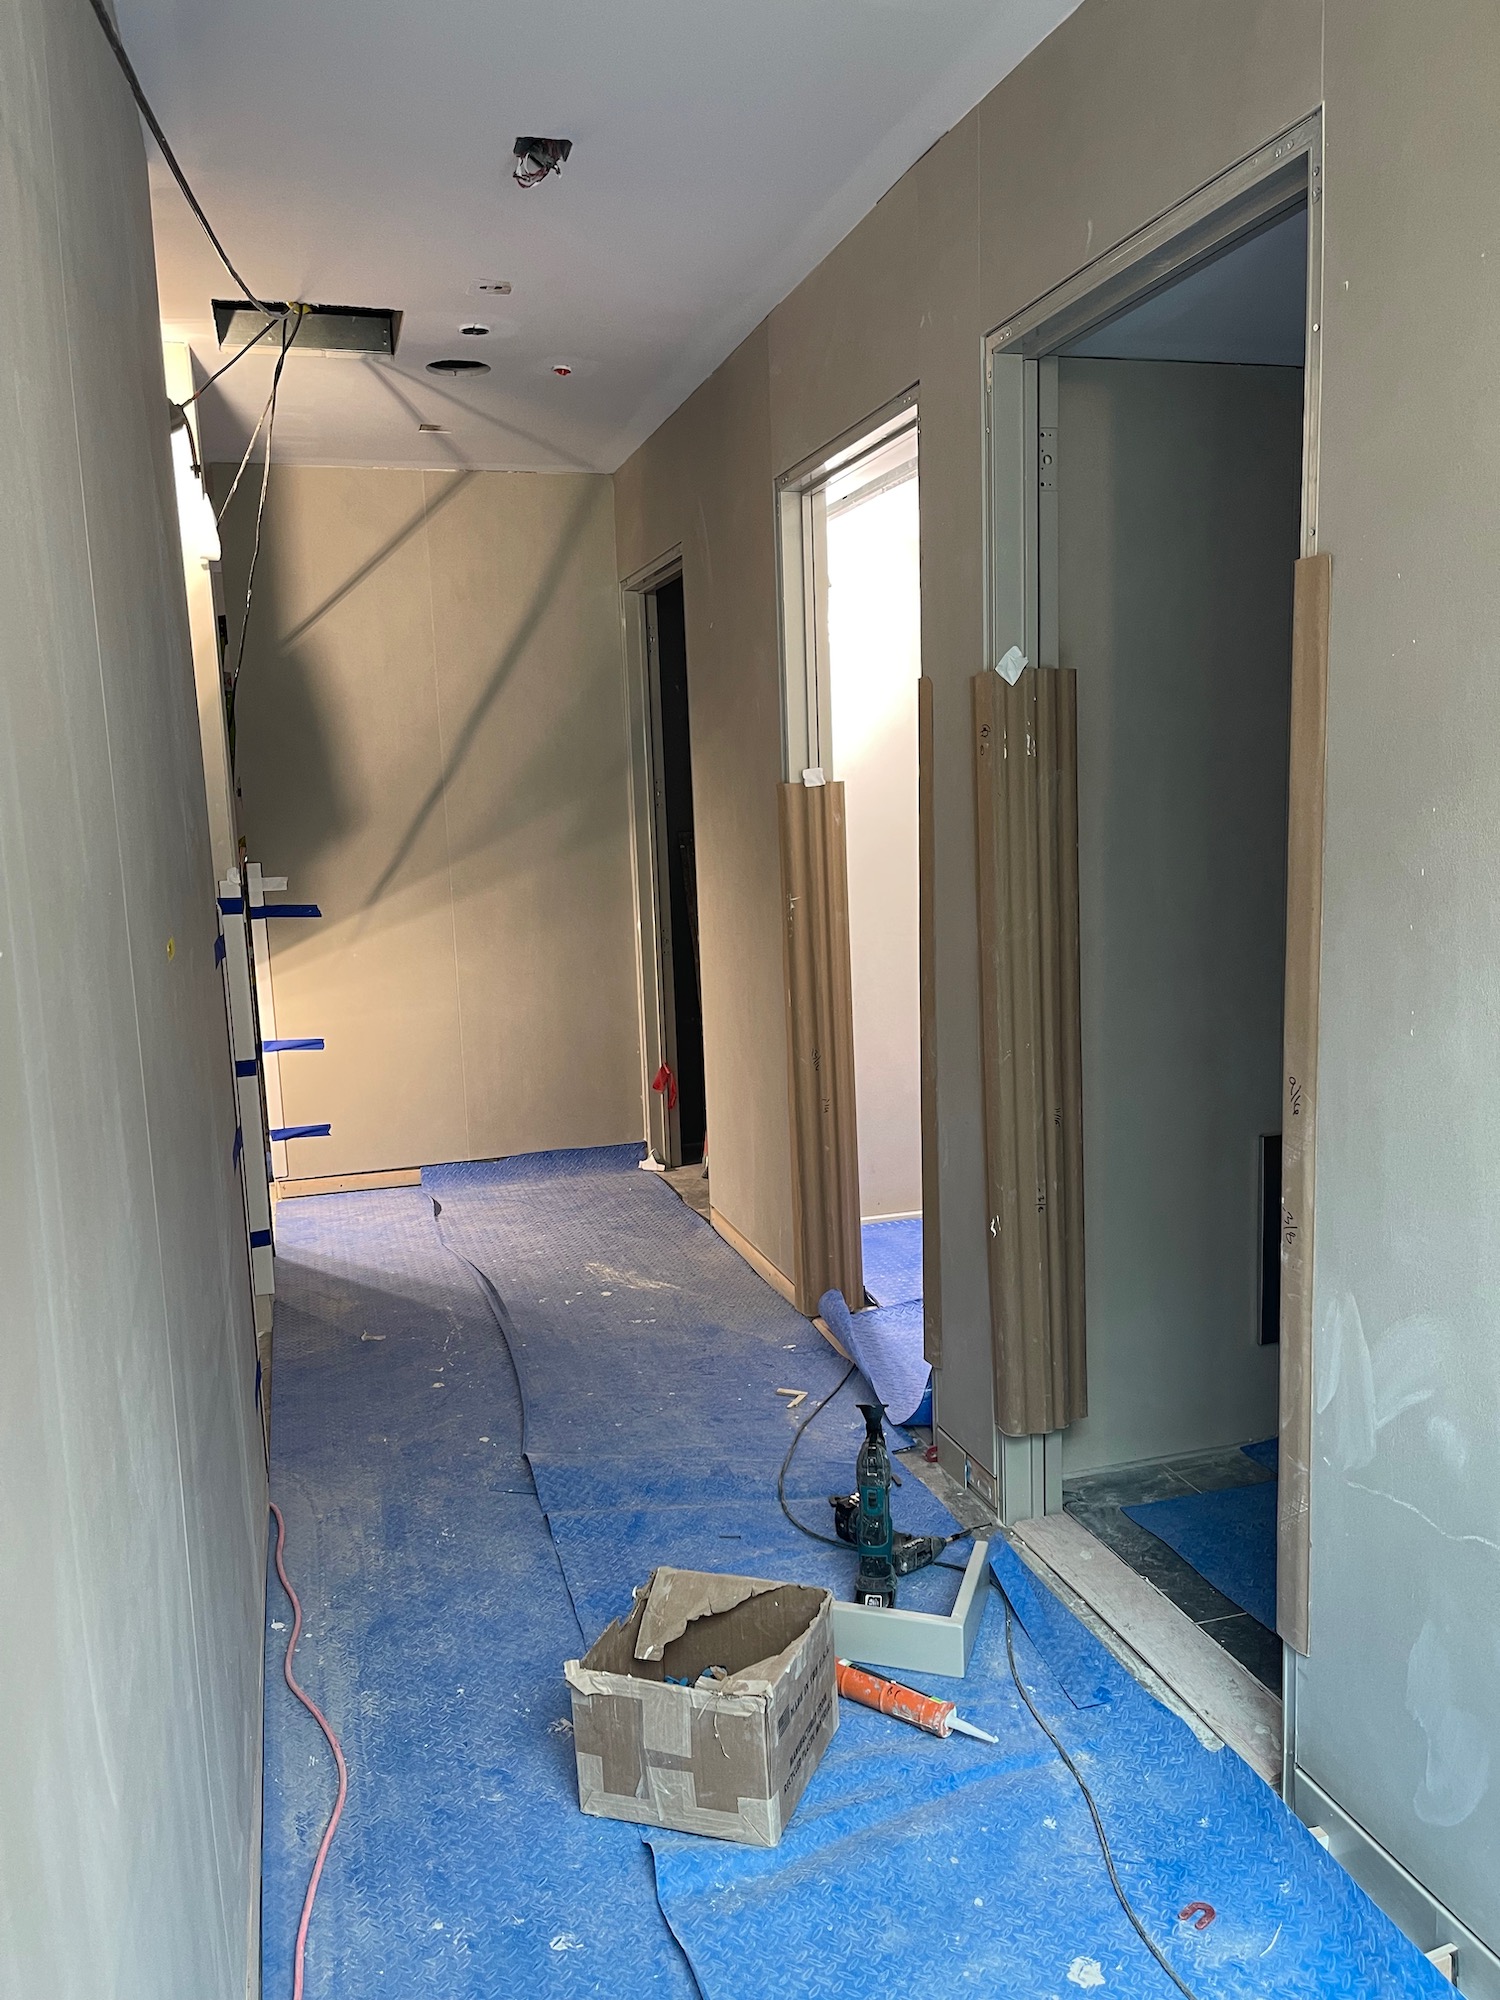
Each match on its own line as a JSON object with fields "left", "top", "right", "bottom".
{"left": 918, "top": 678, "right": 943, "bottom": 1365}
{"left": 778, "top": 781, "right": 864, "bottom": 1318}
{"left": 971, "top": 669, "right": 1086, "bottom": 1435}
{"left": 1277, "top": 552, "right": 1331, "bottom": 1657}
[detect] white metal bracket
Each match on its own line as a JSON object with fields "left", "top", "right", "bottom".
{"left": 830, "top": 1538, "right": 991, "bottom": 1680}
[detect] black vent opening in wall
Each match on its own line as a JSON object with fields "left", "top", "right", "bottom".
{"left": 1259, "top": 1133, "right": 1282, "bottom": 1345}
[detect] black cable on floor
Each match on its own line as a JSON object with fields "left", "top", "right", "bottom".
{"left": 779, "top": 1376, "right": 983, "bottom": 1562}
{"left": 991, "top": 1574, "right": 1203, "bottom": 2000}
{"left": 773, "top": 1367, "right": 1186, "bottom": 1986}
{"left": 777, "top": 1361, "right": 857, "bottom": 1547}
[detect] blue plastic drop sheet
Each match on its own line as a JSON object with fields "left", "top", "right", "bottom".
{"left": 262, "top": 1186, "right": 696, "bottom": 1998}
{"left": 1124, "top": 1484, "right": 1278, "bottom": 1630}
{"left": 860, "top": 1215, "right": 923, "bottom": 1306}
{"left": 819, "top": 1286, "right": 931, "bottom": 1428}
{"left": 647, "top": 1581, "right": 1447, "bottom": 1999}
{"left": 259, "top": 1152, "right": 1446, "bottom": 2000}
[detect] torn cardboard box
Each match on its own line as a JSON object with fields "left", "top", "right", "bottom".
{"left": 564, "top": 1567, "right": 837, "bottom": 1847}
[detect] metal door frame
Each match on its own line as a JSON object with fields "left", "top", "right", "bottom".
{"left": 981, "top": 114, "right": 1326, "bottom": 1661}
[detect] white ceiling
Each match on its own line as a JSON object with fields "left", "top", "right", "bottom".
{"left": 1063, "top": 205, "right": 1308, "bottom": 367}
{"left": 127, "top": 0, "right": 1079, "bottom": 473}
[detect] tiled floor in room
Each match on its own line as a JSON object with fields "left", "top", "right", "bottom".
{"left": 1063, "top": 1446, "right": 1281, "bottom": 1691}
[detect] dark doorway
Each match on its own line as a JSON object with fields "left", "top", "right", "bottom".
{"left": 649, "top": 576, "right": 706, "bottom": 1164}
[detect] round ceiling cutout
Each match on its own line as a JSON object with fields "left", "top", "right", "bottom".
{"left": 426, "top": 357, "right": 491, "bottom": 375}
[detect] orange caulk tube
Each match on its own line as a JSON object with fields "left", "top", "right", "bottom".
{"left": 835, "top": 1659, "right": 997, "bottom": 1743}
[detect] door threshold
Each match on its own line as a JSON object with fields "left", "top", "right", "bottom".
{"left": 1009, "top": 1512, "right": 1282, "bottom": 1788}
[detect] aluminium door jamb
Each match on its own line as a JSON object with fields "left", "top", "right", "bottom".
{"left": 983, "top": 113, "right": 1325, "bottom": 1543}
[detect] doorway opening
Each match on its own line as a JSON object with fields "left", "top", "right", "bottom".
{"left": 776, "top": 401, "right": 930, "bottom": 1410}
{"left": 983, "top": 117, "right": 1326, "bottom": 1763}
{"left": 624, "top": 560, "right": 707, "bottom": 1189}
{"left": 824, "top": 427, "right": 923, "bottom": 1288}
{"left": 1055, "top": 200, "right": 1308, "bottom": 1694}
{"left": 646, "top": 576, "right": 706, "bottom": 1171}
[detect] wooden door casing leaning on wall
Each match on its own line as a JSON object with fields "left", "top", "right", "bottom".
{"left": 779, "top": 780, "right": 864, "bottom": 1318}
{"left": 971, "top": 665, "right": 1088, "bottom": 1437}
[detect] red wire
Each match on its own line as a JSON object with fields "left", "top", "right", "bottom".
{"left": 269, "top": 1500, "right": 349, "bottom": 2000}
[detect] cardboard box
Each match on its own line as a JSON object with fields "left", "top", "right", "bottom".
{"left": 564, "top": 1568, "right": 838, "bottom": 1847}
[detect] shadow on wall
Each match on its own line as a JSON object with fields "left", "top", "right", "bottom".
{"left": 222, "top": 471, "right": 623, "bottom": 918}
{"left": 365, "top": 481, "right": 608, "bottom": 909}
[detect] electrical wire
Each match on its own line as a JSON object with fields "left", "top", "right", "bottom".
{"left": 215, "top": 365, "right": 280, "bottom": 523}
{"left": 268, "top": 1500, "right": 348, "bottom": 2000}
{"left": 178, "top": 308, "right": 294, "bottom": 412}
{"left": 990, "top": 1573, "right": 1203, "bottom": 2000}
{"left": 777, "top": 1366, "right": 977, "bottom": 1557}
{"left": 226, "top": 307, "right": 304, "bottom": 751}
{"left": 82, "top": 0, "right": 269, "bottom": 311}
{"left": 777, "top": 1361, "right": 857, "bottom": 1546}
{"left": 777, "top": 1392, "right": 1198, "bottom": 1997}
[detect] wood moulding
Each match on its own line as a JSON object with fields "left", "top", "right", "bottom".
{"left": 778, "top": 780, "right": 864, "bottom": 1318}
{"left": 971, "top": 668, "right": 1087, "bottom": 1436}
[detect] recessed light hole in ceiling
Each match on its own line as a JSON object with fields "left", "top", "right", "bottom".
{"left": 459, "top": 324, "right": 490, "bottom": 337}
{"left": 426, "top": 357, "right": 491, "bottom": 375}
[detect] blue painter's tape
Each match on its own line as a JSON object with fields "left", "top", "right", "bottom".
{"left": 254, "top": 904, "right": 322, "bottom": 919}
{"left": 218, "top": 895, "right": 244, "bottom": 914}
{"left": 214, "top": 935, "right": 226, "bottom": 965}
{"left": 235, "top": 1057, "right": 259, "bottom": 1078}
{"left": 264, "top": 1037, "right": 325, "bottom": 1052}
{"left": 232, "top": 1126, "right": 244, "bottom": 1165}
{"left": 249, "top": 1228, "right": 272, "bottom": 1248}
{"left": 270, "top": 1124, "right": 331, "bottom": 1141}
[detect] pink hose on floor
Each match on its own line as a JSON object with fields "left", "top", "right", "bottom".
{"left": 269, "top": 1500, "right": 349, "bottom": 2000}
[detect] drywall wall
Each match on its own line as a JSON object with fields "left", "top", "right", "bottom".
{"left": 827, "top": 473, "right": 923, "bottom": 1222}
{"left": 1300, "top": 0, "right": 1500, "bottom": 1953}
{"left": 222, "top": 466, "right": 641, "bottom": 1176}
{"left": 0, "top": 2, "right": 265, "bottom": 1995}
{"left": 615, "top": 0, "right": 1500, "bottom": 1953}
{"left": 1057, "top": 358, "right": 1301, "bottom": 1474}
{"left": 613, "top": 327, "right": 796, "bottom": 1279}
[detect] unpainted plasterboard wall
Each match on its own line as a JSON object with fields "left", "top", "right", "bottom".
{"left": 614, "top": 0, "right": 1500, "bottom": 1955}
{"left": 0, "top": 2, "right": 265, "bottom": 1995}
{"left": 1060, "top": 357, "right": 1300, "bottom": 1474}
{"left": 220, "top": 465, "right": 642, "bottom": 1176}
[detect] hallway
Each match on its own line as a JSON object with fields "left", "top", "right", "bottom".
{"left": 264, "top": 1152, "right": 1443, "bottom": 1998}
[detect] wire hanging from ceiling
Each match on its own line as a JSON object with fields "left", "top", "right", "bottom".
{"left": 225, "top": 308, "right": 306, "bottom": 762}
{"left": 81, "top": 0, "right": 270, "bottom": 313}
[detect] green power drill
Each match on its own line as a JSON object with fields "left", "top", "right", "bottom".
{"left": 830, "top": 1403, "right": 959, "bottom": 1607}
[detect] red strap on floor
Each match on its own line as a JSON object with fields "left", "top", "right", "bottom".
{"left": 651, "top": 1063, "right": 678, "bottom": 1109}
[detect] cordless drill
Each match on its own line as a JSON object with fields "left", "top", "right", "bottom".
{"left": 830, "top": 1403, "right": 957, "bottom": 1607}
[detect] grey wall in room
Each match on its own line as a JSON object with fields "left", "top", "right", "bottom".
{"left": 1302, "top": 0, "right": 1500, "bottom": 1945}
{"left": 224, "top": 465, "right": 642, "bottom": 1177}
{"left": 1058, "top": 358, "right": 1301, "bottom": 1474}
{"left": 0, "top": 1, "right": 265, "bottom": 1994}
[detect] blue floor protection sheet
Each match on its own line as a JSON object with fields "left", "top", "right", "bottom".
{"left": 1124, "top": 1479, "right": 1279, "bottom": 1629}
{"left": 264, "top": 1185, "right": 697, "bottom": 1998}
{"left": 860, "top": 1214, "right": 923, "bottom": 1307}
{"left": 424, "top": 1148, "right": 1446, "bottom": 2000}
{"left": 266, "top": 1150, "right": 1447, "bottom": 2000}
{"left": 426, "top": 1150, "right": 960, "bottom": 1638}
{"left": 819, "top": 1286, "right": 930, "bottom": 1427}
